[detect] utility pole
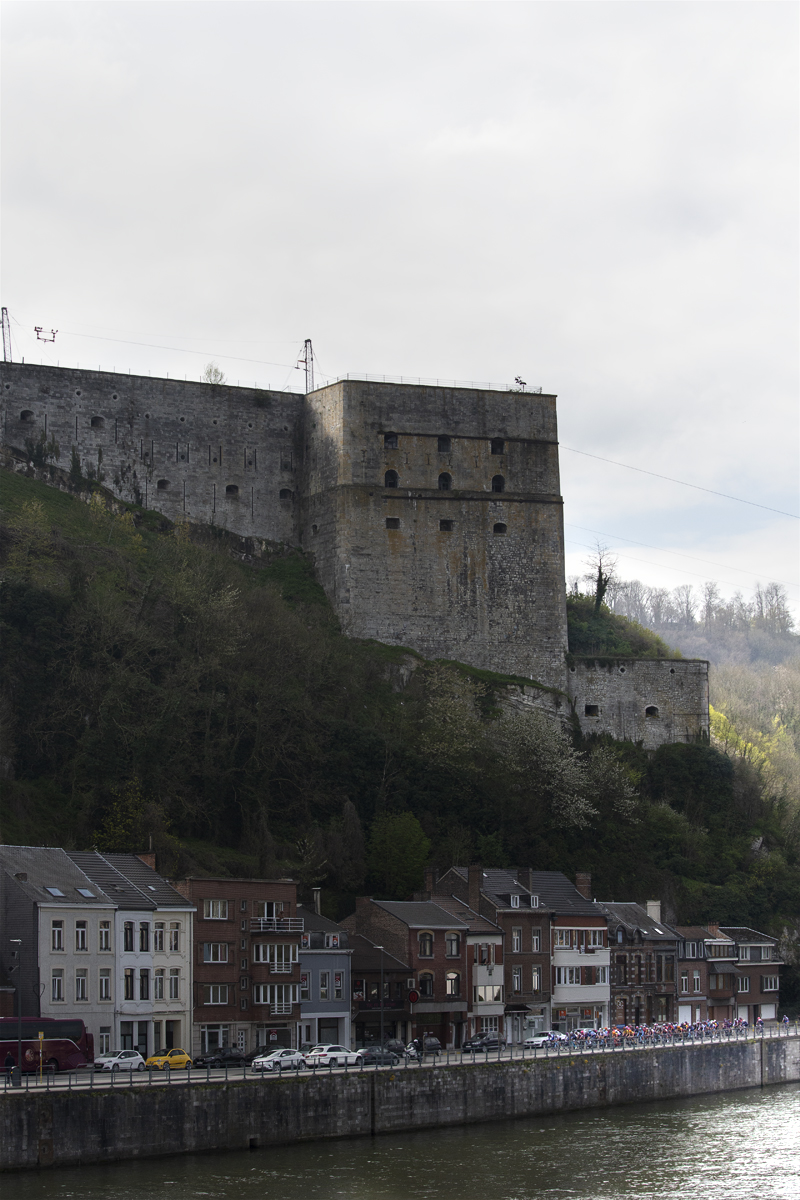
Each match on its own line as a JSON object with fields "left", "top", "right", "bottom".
{"left": 2, "top": 308, "right": 12, "bottom": 363}
{"left": 297, "top": 339, "right": 314, "bottom": 393}
{"left": 376, "top": 945, "right": 385, "bottom": 1050}
{"left": 9, "top": 939, "right": 22, "bottom": 1086}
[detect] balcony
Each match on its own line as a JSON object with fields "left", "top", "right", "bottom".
{"left": 270, "top": 964, "right": 293, "bottom": 974}
{"left": 271, "top": 1002, "right": 293, "bottom": 1016}
{"left": 251, "top": 917, "right": 304, "bottom": 933}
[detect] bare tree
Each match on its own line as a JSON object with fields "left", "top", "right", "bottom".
{"left": 202, "top": 362, "right": 226, "bottom": 385}
{"left": 585, "top": 544, "right": 618, "bottom": 615}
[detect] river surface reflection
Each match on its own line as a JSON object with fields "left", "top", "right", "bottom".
{"left": 11, "top": 1083, "right": 798, "bottom": 1200}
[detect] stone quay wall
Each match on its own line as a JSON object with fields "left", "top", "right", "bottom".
{"left": 2, "top": 1037, "right": 797, "bottom": 1171}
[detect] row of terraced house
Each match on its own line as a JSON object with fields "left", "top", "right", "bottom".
{"left": 0, "top": 847, "right": 783, "bottom": 1058}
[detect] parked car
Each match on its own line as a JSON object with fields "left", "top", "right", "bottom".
{"left": 304, "top": 1044, "right": 361, "bottom": 1068}
{"left": 383, "top": 1038, "right": 406, "bottom": 1056}
{"left": 461, "top": 1035, "right": 507, "bottom": 1053}
{"left": 406, "top": 1036, "right": 442, "bottom": 1060}
{"left": 523, "top": 1031, "right": 568, "bottom": 1048}
{"left": 356, "top": 1047, "right": 400, "bottom": 1066}
{"left": 251, "top": 1048, "right": 308, "bottom": 1073}
{"left": 192, "top": 1047, "right": 246, "bottom": 1069}
{"left": 94, "top": 1050, "right": 146, "bottom": 1072}
{"left": 145, "top": 1048, "right": 193, "bottom": 1071}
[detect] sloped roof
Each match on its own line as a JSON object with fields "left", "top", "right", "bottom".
{"left": 348, "top": 933, "right": 410, "bottom": 972}
{"left": 373, "top": 900, "right": 468, "bottom": 929}
{"left": 597, "top": 901, "right": 677, "bottom": 940}
{"left": 104, "top": 853, "right": 192, "bottom": 909}
{"left": 453, "top": 866, "right": 602, "bottom": 916}
{"left": 0, "top": 846, "right": 113, "bottom": 907}
{"left": 429, "top": 894, "right": 501, "bottom": 935}
{"left": 297, "top": 906, "right": 345, "bottom": 933}
{"left": 720, "top": 926, "right": 777, "bottom": 944}
{"left": 673, "top": 925, "right": 734, "bottom": 943}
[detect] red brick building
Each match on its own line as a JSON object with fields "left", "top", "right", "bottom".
{"left": 173, "top": 877, "right": 302, "bottom": 1055}
{"left": 342, "top": 898, "right": 469, "bottom": 1047}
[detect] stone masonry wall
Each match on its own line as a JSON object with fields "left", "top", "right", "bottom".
{"left": 567, "top": 658, "right": 710, "bottom": 747}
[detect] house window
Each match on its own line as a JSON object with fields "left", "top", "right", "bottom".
{"left": 445, "top": 932, "right": 460, "bottom": 957}
{"left": 51, "top": 970, "right": 64, "bottom": 1002}
{"left": 493, "top": 523, "right": 507, "bottom": 535}
{"left": 319, "top": 972, "right": 329, "bottom": 1001}
{"left": 255, "top": 902, "right": 277, "bottom": 920}
{"left": 419, "top": 973, "right": 434, "bottom": 998}
{"left": 204, "top": 900, "right": 228, "bottom": 920}
{"left": 588, "top": 930, "right": 604, "bottom": 947}
{"left": 154, "top": 969, "right": 164, "bottom": 1000}
{"left": 478, "top": 944, "right": 494, "bottom": 965}
{"left": 139, "top": 969, "right": 150, "bottom": 1000}
{"left": 139, "top": 922, "right": 150, "bottom": 952}
{"left": 124, "top": 922, "right": 135, "bottom": 951}
{"left": 384, "top": 470, "right": 399, "bottom": 488}
{"left": 325, "top": 934, "right": 340, "bottom": 948}
{"left": 75, "top": 969, "right": 88, "bottom": 1001}
{"left": 490, "top": 438, "right": 504, "bottom": 455}
{"left": 153, "top": 1022, "right": 162, "bottom": 1053}
{"left": 512, "top": 928, "right": 522, "bottom": 953}
{"left": 532, "top": 966, "right": 542, "bottom": 993}
{"left": 124, "top": 969, "right": 135, "bottom": 1000}
{"left": 439, "top": 519, "right": 454, "bottom": 532}
{"left": 300, "top": 972, "right": 310, "bottom": 1001}
{"left": 75, "top": 921, "right": 87, "bottom": 951}
{"left": 474, "top": 984, "right": 504, "bottom": 1003}
{"left": 438, "top": 472, "right": 452, "bottom": 490}
{"left": 762, "top": 946, "right": 773, "bottom": 961}
{"left": 99, "top": 921, "right": 111, "bottom": 952}
{"left": 554, "top": 930, "right": 572, "bottom": 948}
{"left": 529, "top": 895, "right": 539, "bottom": 908}
{"left": 531, "top": 930, "right": 541, "bottom": 953}
{"left": 491, "top": 475, "right": 505, "bottom": 493}
{"left": 597, "top": 966, "right": 609, "bottom": 984}
{"left": 203, "top": 984, "right": 229, "bottom": 1005}
{"left": 737, "top": 976, "right": 750, "bottom": 993}
{"left": 680, "top": 972, "right": 689, "bottom": 993}
{"left": 204, "top": 943, "right": 229, "bottom": 963}
{"left": 384, "top": 432, "right": 398, "bottom": 449}
{"left": 252, "top": 943, "right": 297, "bottom": 969}
{"left": 386, "top": 517, "right": 401, "bottom": 529}
{"left": 555, "top": 967, "right": 580, "bottom": 986}
{"left": 169, "top": 969, "right": 180, "bottom": 1000}
{"left": 510, "top": 894, "right": 519, "bottom": 909}
{"left": 437, "top": 436, "right": 451, "bottom": 453}
{"left": 685, "top": 942, "right": 698, "bottom": 959}
{"left": 692, "top": 970, "right": 701, "bottom": 993}
{"left": 170, "top": 923, "right": 181, "bottom": 952}
{"left": 52, "top": 921, "right": 64, "bottom": 951}
{"left": 153, "top": 923, "right": 164, "bottom": 952}
{"left": 418, "top": 932, "right": 434, "bottom": 957}
{"left": 99, "top": 969, "right": 111, "bottom": 1001}
{"left": 512, "top": 967, "right": 522, "bottom": 994}
{"left": 334, "top": 972, "right": 343, "bottom": 1000}
{"left": 446, "top": 972, "right": 460, "bottom": 997}
{"left": 762, "top": 976, "right": 779, "bottom": 991}
{"left": 739, "top": 946, "right": 750, "bottom": 961}
{"left": 99, "top": 1028, "right": 111, "bottom": 1055}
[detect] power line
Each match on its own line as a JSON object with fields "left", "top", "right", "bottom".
{"left": 564, "top": 523, "right": 798, "bottom": 590}
{"left": 29, "top": 327, "right": 301, "bottom": 373}
{"left": 561, "top": 445, "right": 799, "bottom": 519}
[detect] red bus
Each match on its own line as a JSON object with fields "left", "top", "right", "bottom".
{"left": 0, "top": 1017, "right": 94, "bottom": 1073}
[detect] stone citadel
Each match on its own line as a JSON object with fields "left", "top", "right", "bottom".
{"left": 1, "top": 362, "right": 709, "bottom": 748}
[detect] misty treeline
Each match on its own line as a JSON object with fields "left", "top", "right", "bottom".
{"left": 0, "top": 472, "right": 798, "bottom": 946}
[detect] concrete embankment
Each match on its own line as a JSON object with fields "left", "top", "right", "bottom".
{"left": 2, "top": 1037, "right": 798, "bottom": 1171}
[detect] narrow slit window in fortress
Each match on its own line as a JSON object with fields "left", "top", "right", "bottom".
{"left": 491, "top": 475, "right": 505, "bottom": 493}
{"left": 438, "top": 473, "right": 452, "bottom": 490}
{"left": 438, "top": 436, "right": 451, "bottom": 452}
{"left": 384, "top": 470, "right": 399, "bottom": 488}
{"left": 493, "top": 523, "right": 507, "bottom": 534}
{"left": 386, "top": 517, "right": 400, "bottom": 530}
{"left": 440, "top": 520, "right": 454, "bottom": 532}
{"left": 645, "top": 705, "right": 659, "bottom": 718}
{"left": 279, "top": 489, "right": 293, "bottom": 500}
{"left": 491, "top": 438, "right": 504, "bottom": 455}
{"left": 226, "top": 484, "right": 239, "bottom": 496}
{"left": 584, "top": 704, "right": 599, "bottom": 717}
{"left": 384, "top": 432, "right": 398, "bottom": 449}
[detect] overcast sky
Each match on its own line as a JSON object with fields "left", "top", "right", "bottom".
{"left": 2, "top": 1, "right": 798, "bottom": 617}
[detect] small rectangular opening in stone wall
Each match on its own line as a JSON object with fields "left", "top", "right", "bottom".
{"left": 584, "top": 704, "right": 599, "bottom": 717}
{"left": 386, "top": 517, "right": 400, "bottom": 530}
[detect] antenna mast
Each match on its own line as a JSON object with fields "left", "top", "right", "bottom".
{"left": 298, "top": 339, "right": 314, "bottom": 393}
{"left": 1, "top": 308, "right": 11, "bottom": 362}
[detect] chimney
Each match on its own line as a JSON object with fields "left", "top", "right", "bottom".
{"left": 468, "top": 863, "right": 482, "bottom": 915}
{"left": 136, "top": 852, "right": 156, "bottom": 871}
{"left": 424, "top": 865, "right": 439, "bottom": 894}
{"left": 312, "top": 887, "right": 321, "bottom": 916}
{"left": 706, "top": 921, "right": 719, "bottom": 938}
{"left": 527, "top": 868, "right": 536, "bottom": 892}
{"left": 575, "top": 872, "right": 591, "bottom": 900}
{"left": 646, "top": 900, "right": 661, "bottom": 923}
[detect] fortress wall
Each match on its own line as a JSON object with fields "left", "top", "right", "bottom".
{"left": 567, "top": 658, "right": 710, "bottom": 747}
{"left": 0, "top": 363, "right": 304, "bottom": 543}
{"left": 303, "top": 380, "right": 569, "bottom": 688}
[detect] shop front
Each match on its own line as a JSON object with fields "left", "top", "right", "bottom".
{"left": 552, "top": 1005, "right": 605, "bottom": 1031}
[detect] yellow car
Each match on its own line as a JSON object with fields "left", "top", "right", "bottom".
{"left": 145, "top": 1047, "right": 192, "bottom": 1071}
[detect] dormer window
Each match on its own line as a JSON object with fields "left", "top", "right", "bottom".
{"left": 510, "top": 894, "right": 520, "bottom": 908}
{"left": 529, "top": 895, "right": 539, "bottom": 908}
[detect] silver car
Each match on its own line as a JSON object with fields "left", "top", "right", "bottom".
{"left": 251, "top": 1048, "right": 307, "bottom": 1073}
{"left": 94, "top": 1049, "right": 146, "bottom": 1072}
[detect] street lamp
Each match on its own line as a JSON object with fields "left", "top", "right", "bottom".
{"left": 376, "top": 940, "right": 383, "bottom": 1046}
{"left": 9, "top": 939, "right": 22, "bottom": 1087}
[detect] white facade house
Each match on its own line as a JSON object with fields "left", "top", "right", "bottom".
{"left": 550, "top": 926, "right": 611, "bottom": 1029}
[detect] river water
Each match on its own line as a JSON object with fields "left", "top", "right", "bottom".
{"left": 10, "top": 1084, "right": 798, "bottom": 1200}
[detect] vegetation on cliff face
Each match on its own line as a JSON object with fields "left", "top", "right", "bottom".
{"left": 1, "top": 471, "right": 798, "bottom": 987}
{"left": 566, "top": 593, "right": 680, "bottom": 660}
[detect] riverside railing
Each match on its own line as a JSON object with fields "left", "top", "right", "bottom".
{"left": 3, "top": 1022, "right": 797, "bottom": 1095}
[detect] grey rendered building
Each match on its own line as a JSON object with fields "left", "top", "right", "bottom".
{"left": 297, "top": 905, "right": 352, "bottom": 1048}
